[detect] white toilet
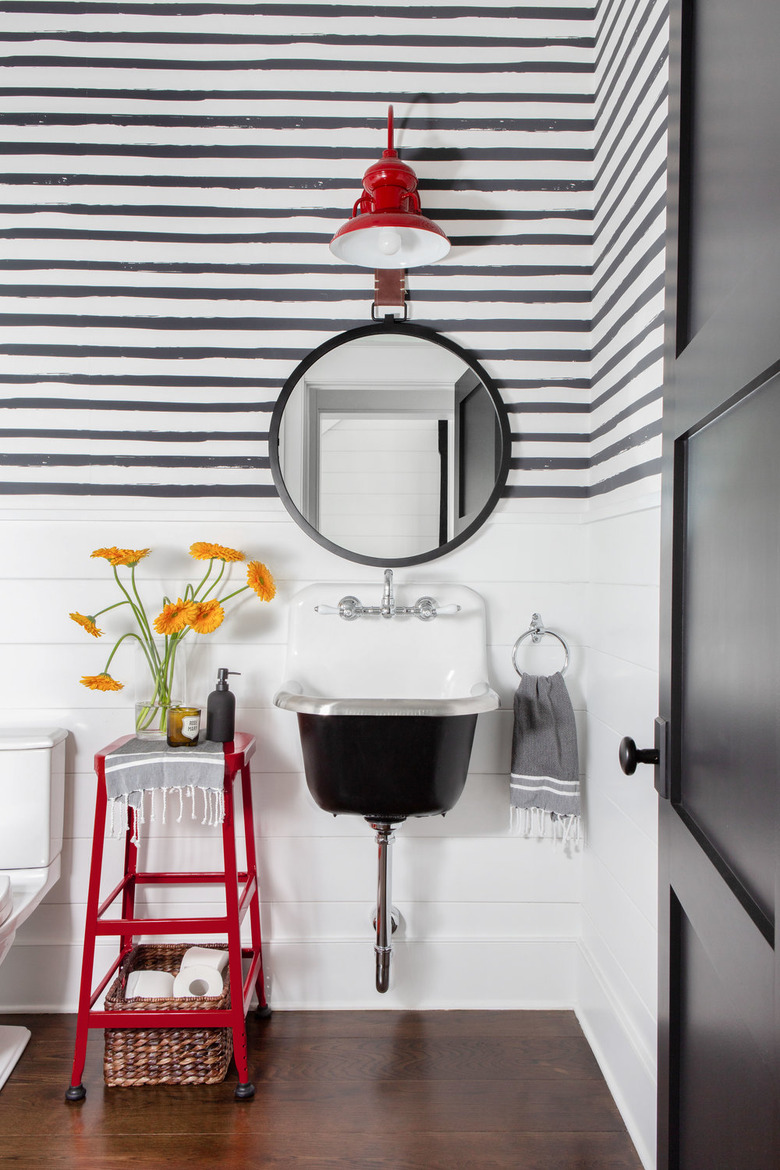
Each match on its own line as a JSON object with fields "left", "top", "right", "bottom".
{"left": 0, "top": 727, "right": 67, "bottom": 1089}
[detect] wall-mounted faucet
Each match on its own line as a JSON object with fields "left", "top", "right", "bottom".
{"left": 381, "top": 568, "right": 395, "bottom": 618}
{"left": 315, "top": 569, "right": 461, "bottom": 622}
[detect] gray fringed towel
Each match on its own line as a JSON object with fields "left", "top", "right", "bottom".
{"left": 104, "top": 735, "right": 226, "bottom": 844}
{"left": 510, "top": 672, "right": 580, "bottom": 841}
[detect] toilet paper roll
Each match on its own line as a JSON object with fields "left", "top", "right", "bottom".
{"left": 125, "top": 969, "right": 176, "bottom": 999}
{"left": 180, "top": 945, "right": 229, "bottom": 974}
{"left": 172, "top": 963, "right": 224, "bottom": 999}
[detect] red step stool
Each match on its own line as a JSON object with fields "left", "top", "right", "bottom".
{"left": 66, "top": 731, "right": 269, "bottom": 1102}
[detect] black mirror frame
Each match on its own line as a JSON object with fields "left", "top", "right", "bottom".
{"left": 269, "top": 319, "right": 511, "bottom": 568}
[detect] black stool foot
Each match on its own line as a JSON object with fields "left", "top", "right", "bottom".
{"left": 255, "top": 1003, "right": 272, "bottom": 1019}
{"left": 65, "top": 1084, "right": 86, "bottom": 1102}
{"left": 234, "top": 1081, "right": 256, "bottom": 1100}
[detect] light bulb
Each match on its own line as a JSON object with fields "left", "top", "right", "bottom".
{"left": 376, "top": 228, "right": 402, "bottom": 256}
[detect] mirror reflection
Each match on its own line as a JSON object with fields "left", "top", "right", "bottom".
{"left": 270, "top": 324, "right": 509, "bottom": 566}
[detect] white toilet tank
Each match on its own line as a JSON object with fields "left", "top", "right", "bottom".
{"left": 0, "top": 728, "right": 67, "bottom": 870}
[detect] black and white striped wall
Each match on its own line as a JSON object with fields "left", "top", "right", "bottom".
{"left": 590, "top": 0, "right": 667, "bottom": 498}
{"left": 0, "top": 0, "right": 665, "bottom": 502}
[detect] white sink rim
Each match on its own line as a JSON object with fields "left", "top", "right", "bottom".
{"left": 273, "top": 682, "right": 499, "bottom": 718}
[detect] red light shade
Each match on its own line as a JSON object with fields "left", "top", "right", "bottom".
{"left": 329, "top": 107, "right": 450, "bottom": 270}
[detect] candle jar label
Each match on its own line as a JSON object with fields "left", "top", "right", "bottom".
{"left": 167, "top": 706, "right": 202, "bottom": 747}
{"left": 181, "top": 714, "right": 200, "bottom": 739}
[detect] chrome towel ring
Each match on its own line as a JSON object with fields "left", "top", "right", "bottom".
{"left": 512, "top": 612, "right": 570, "bottom": 677}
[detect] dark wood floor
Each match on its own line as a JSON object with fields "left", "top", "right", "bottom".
{"left": 0, "top": 1010, "right": 643, "bottom": 1169}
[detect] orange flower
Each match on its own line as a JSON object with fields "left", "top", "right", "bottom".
{"left": 154, "top": 598, "right": 196, "bottom": 635}
{"left": 80, "top": 673, "right": 124, "bottom": 691}
{"left": 70, "top": 612, "right": 102, "bottom": 638}
{"left": 190, "top": 542, "right": 244, "bottom": 563}
{"left": 91, "top": 547, "right": 150, "bottom": 567}
{"left": 246, "top": 560, "right": 276, "bottom": 601}
{"left": 188, "top": 598, "right": 225, "bottom": 634}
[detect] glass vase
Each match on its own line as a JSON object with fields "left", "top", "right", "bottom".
{"left": 133, "top": 638, "right": 187, "bottom": 739}
{"left": 134, "top": 698, "right": 182, "bottom": 739}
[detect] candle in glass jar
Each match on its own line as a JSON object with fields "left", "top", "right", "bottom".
{"left": 167, "top": 705, "right": 201, "bottom": 747}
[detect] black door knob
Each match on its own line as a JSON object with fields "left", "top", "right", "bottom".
{"left": 619, "top": 736, "right": 660, "bottom": 775}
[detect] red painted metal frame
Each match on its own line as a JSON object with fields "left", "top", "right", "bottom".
{"left": 67, "top": 732, "right": 267, "bottom": 1095}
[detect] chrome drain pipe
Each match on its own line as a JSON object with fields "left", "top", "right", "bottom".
{"left": 370, "top": 821, "right": 396, "bottom": 993}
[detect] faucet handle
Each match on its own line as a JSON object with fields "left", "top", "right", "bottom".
{"left": 338, "top": 596, "right": 363, "bottom": 620}
{"left": 414, "top": 597, "right": 437, "bottom": 621}
{"left": 315, "top": 595, "right": 364, "bottom": 620}
{"left": 413, "top": 597, "right": 461, "bottom": 621}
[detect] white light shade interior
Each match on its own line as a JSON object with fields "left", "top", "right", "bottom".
{"left": 329, "top": 223, "right": 451, "bottom": 269}
{"left": 376, "top": 227, "right": 403, "bottom": 256}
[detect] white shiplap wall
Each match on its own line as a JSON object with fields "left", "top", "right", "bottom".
{"left": 0, "top": 507, "right": 586, "bottom": 1012}
{"left": 579, "top": 498, "right": 660, "bottom": 1170}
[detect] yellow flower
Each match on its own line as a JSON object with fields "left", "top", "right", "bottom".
{"left": 91, "top": 547, "right": 150, "bottom": 567}
{"left": 188, "top": 598, "right": 225, "bottom": 634}
{"left": 154, "top": 598, "right": 196, "bottom": 635}
{"left": 80, "top": 673, "right": 124, "bottom": 691}
{"left": 70, "top": 612, "right": 102, "bottom": 638}
{"left": 190, "top": 542, "right": 244, "bottom": 563}
{"left": 247, "top": 560, "right": 276, "bottom": 601}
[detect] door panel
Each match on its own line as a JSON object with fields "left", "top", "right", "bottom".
{"left": 680, "top": 375, "right": 780, "bottom": 929}
{"left": 677, "top": 905, "right": 775, "bottom": 1170}
{"left": 670, "top": 815, "right": 775, "bottom": 1069}
{"left": 659, "top": 0, "right": 780, "bottom": 1166}
{"left": 686, "top": 0, "right": 780, "bottom": 341}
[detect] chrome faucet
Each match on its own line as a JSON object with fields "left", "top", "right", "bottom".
{"left": 315, "top": 567, "right": 461, "bottom": 622}
{"left": 381, "top": 568, "right": 395, "bottom": 618}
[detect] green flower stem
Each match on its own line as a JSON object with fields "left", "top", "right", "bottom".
{"left": 102, "top": 631, "right": 149, "bottom": 676}
{"left": 129, "top": 563, "right": 160, "bottom": 668}
{"left": 92, "top": 600, "right": 131, "bottom": 620}
{"left": 158, "top": 637, "right": 173, "bottom": 703}
{"left": 135, "top": 631, "right": 186, "bottom": 734}
{"left": 217, "top": 583, "right": 250, "bottom": 604}
{"left": 191, "top": 559, "right": 216, "bottom": 600}
{"left": 167, "top": 632, "right": 185, "bottom": 699}
{"left": 199, "top": 559, "right": 226, "bottom": 600}
{"left": 111, "top": 565, "right": 159, "bottom": 670}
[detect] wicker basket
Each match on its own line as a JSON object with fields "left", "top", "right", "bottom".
{"left": 103, "top": 942, "right": 233, "bottom": 1087}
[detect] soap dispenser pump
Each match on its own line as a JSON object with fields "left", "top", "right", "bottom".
{"left": 206, "top": 668, "right": 240, "bottom": 743}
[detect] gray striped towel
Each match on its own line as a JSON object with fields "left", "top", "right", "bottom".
{"left": 105, "top": 735, "right": 226, "bottom": 843}
{"left": 510, "top": 672, "right": 580, "bottom": 841}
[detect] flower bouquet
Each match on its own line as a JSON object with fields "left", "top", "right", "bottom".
{"left": 71, "top": 542, "right": 275, "bottom": 736}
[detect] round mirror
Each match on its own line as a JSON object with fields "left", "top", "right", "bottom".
{"left": 269, "top": 321, "right": 511, "bottom": 567}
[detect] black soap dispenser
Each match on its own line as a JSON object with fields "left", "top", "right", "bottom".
{"left": 206, "top": 668, "right": 240, "bottom": 743}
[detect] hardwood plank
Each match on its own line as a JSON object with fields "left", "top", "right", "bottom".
{"left": 0, "top": 1132, "right": 643, "bottom": 1170}
{"left": 0, "top": 1009, "right": 585, "bottom": 1051}
{"left": 252, "top": 1035, "right": 603, "bottom": 1082}
{"left": 251, "top": 1008, "right": 587, "bottom": 1041}
{"left": 0, "top": 1078, "right": 629, "bottom": 1137}
{"left": 0, "top": 1011, "right": 599, "bottom": 1085}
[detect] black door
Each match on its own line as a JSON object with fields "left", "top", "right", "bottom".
{"left": 655, "top": 0, "right": 780, "bottom": 1166}
{"left": 452, "top": 368, "right": 501, "bottom": 538}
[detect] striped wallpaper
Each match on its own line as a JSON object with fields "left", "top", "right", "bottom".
{"left": 590, "top": 0, "right": 667, "bottom": 497}
{"left": 0, "top": 0, "right": 666, "bottom": 501}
